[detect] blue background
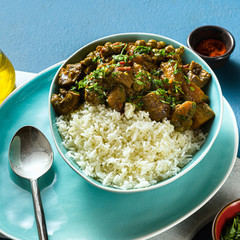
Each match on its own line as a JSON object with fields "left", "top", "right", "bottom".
{"left": 1, "top": 0, "right": 240, "bottom": 157}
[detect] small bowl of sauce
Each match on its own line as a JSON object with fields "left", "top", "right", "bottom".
{"left": 187, "top": 25, "right": 235, "bottom": 69}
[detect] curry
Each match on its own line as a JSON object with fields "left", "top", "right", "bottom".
{"left": 51, "top": 39, "right": 215, "bottom": 132}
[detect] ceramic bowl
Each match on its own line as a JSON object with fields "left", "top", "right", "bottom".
{"left": 212, "top": 199, "right": 240, "bottom": 240}
{"left": 49, "top": 33, "right": 223, "bottom": 193}
{"left": 187, "top": 25, "right": 235, "bottom": 69}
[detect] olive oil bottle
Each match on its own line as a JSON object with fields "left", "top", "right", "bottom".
{"left": 0, "top": 50, "right": 15, "bottom": 104}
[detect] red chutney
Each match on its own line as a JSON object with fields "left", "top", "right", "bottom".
{"left": 196, "top": 39, "right": 227, "bottom": 57}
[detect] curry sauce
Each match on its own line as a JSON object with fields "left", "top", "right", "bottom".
{"left": 51, "top": 39, "right": 215, "bottom": 132}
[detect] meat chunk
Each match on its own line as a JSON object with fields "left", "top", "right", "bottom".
{"left": 85, "top": 89, "right": 103, "bottom": 105}
{"left": 188, "top": 72, "right": 201, "bottom": 88}
{"left": 111, "top": 67, "right": 133, "bottom": 88}
{"left": 132, "top": 53, "right": 157, "bottom": 71}
{"left": 161, "top": 61, "right": 185, "bottom": 85}
{"left": 188, "top": 61, "right": 211, "bottom": 88}
{"left": 132, "top": 54, "right": 144, "bottom": 65}
{"left": 182, "top": 81, "right": 205, "bottom": 103}
{"left": 132, "top": 63, "right": 151, "bottom": 92}
{"left": 51, "top": 89, "right": 80, "bottom": 115}
{"left": 132, "top": 62, "right": 143, "bottom": 75}
{"left": 142, "top": 92, "right": 170, "bottom": 121}
{"left": 84, "top": 81, "right": 106, "bottom": 105}
{"left": 111, "top": 42, "right": 126, "bottom": 54}
{"left": 189, "top": 61, "right": 202, "bottom": 75}
{"left": 192, "top": 102, "right": 215, "bottom": 129}
{"left": 171, "top": 101, "right": 196, "bottom": 132}
{"left": 58, "top": 63, "right": 83, "bottom": 88}
{"left": 187, "top": 70, "right": 211, "bottom": 89}
{"left": 198, "top": 69, "right": 211, "bottom": 87}
{"left": 100, "top": 43, "right": 114, "bottom": 57}
{"left": 107, "top": 86, "right": 126, "bottom": 112}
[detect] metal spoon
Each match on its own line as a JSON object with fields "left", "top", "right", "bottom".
{"left": 9, "top": 126, "right": 53, "bottom": 240}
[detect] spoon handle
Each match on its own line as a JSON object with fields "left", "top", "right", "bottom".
{"left": 30, "top": 179, "right": 48, "bottom": 240}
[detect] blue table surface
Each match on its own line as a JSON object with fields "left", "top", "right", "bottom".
{"left": 1, "top": 0, "right": 240, "bottom": 160}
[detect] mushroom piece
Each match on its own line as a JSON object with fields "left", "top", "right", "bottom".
{"left": 51, "top": 89, "right": 80, "bottom": 115}
{"left": 58, "top": 63, "right": 83, "bottom": 88}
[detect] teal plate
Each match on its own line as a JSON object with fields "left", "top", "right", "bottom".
{"left": 0, "top": 63, "right": 238, "bottom": 240}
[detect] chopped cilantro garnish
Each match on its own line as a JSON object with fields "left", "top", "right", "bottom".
{"left": 221, "top": 212, "right": 240, "bottom": 240}
{"left": 163, "top": 78, "right": 170, "bottom": 85}
{"left": 173, "top": 63, "right": 182, "bottom": 74}
{"left": 92, "top": 56, "right": 100, "bottom": 63}
{"left": 155, "top": 88, "right": 167, "bottom": 96}
{"left": 152, "top": 48, "right": 166, "bottom": 57}
{"left": 86, "top": 81, "right": 107, "bottom": 100}
{"left": 190, "top": 87, "right": 195, "bottom": 91}
{"left": 151, "top": 69, "right": 162, "bottom": 76}
{"left": 184, "top": 75, "right": 190, "bottom": 84}
{"left": 173, "top": 82, "right": 184, "bottom": 94}
{"left": 168, "top": 51, "right": 176, "bottom": 56}
{"left": 70, "top": 85, "right": 79, "bottom": 94}
{"left": 90, "top": 65, "right": 114, "bottom": 80}
{"left": 134, "top": 46, "right": 152, "bottom": 55}
{"left": 152, "top": 78, "right": 163, "bottom": 88}
{"left": 112, "top": 54, "right": 130, "bottom": 63}
{"left": 78, "top": 78, "right": 89, "bottom": 89}
{"left": 120, "top": 43, "right": 127, "bottom": 54}
{"left": 137, "top": 80, "right": 145, "bottom": 85}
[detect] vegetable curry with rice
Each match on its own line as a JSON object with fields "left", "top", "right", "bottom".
{"left": 51, "top": 39, "right": 215, "bottom": 132}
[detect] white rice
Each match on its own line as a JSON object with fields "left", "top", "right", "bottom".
{"left": 56, "top": 102, "right": 206, "bottom": 190}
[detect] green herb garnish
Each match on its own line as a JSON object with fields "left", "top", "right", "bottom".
{"left": 134, "top": 46, "right": 152, "bottom": 55}
{"left": 112, "top": 54, "right": 130, "bottom": 62}
{"left": 184, "top": 75, "right": 190, "bottom": 84}
{"left": 190, "top": 87, "right": 195, "bottom": 92}
{"left": 92, "top": 56, "right": 100, "bottom": 63}
{"left": 151, "top": 69, "right": 162, "bottom": 76}
{"left": 173, "top": 63, "right": 182, "bottom": 75}
{"left": 168, "top": 51, "right": 177, "bottom": 56}
{"left": 173, "top": 83, "right": 184, "bottom": 94}
{"left": 152, "top": 78, "right": 163, "bottom": 88}
{"left": 155, "top": 88, "right": 168, "bottom": 96}
{"left": 86, "top": 81, "right": 107, "bottom": 101}
{"left": 163, "top": 78, "right": 170, "bottom": 85}
{"left": 221, "top": 212, "right": 240, "bottom": 240}
{"left": 136, "top": 80, "right": 145, "bottom": 85}
{"left": 152, "top": 48, "right": 166, "bottom": 57}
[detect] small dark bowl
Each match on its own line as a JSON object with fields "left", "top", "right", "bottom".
{"left": 212, "top": 199, "right": 240, "bottom": 240}
{"left": 187, "top": 25, "right": 235, "bottom": 69}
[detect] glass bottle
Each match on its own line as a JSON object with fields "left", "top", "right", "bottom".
{"left": 0, "top": 50, "right": 15, "bottom": 104}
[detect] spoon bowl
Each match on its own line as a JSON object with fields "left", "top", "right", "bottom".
{"left": 9, "top": 126, "right": 53, "bottom": 240}
{"left": 9, "top": 126, "right": 53, "bottom": 180}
